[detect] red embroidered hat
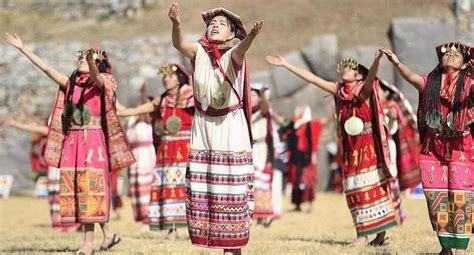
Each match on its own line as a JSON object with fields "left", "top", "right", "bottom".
{"left": 435, "top": 42, "right": 473, "bottom": 63}
{"left": 201, "top": 7, "right": 247, "bottom": 40}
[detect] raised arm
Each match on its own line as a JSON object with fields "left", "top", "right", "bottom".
{"left": 169, "top": 3, "right": 197, "bottom": 59}
{"left": 359, "top": 49, "right": 383, "bottom": 100}
{"left": 266, "top": 55, "right": 337, "bottom": 94}
{"left": 381, "top": 48, "right": 424, "bottom": 92}
{"left": 232, "top": 21, "right": 263, "bottom": 66}
{"left": 116, "top": 96, "right": 160, "bottom": 117}
{"left": 3, "top": 33, "right": 69, "bottom": 88}
{"left": 5, "top": 117, "right": 49, "bottom": 136}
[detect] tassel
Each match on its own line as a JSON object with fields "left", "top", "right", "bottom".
{"left": 422, "top": 137, "right": 430, "bottom": 154}
{"left": 449, "top": 166, "right": 457, "bottom": 184}
{"left": 459, "top": 144, "right": 466, "bottom": 162}
{"left": 98, "top": 147, "right": 105, "bottom": 162}
{"left": 82, "top": 129, "right": 88, "bottom": 145}
{"left": 429, "top": 166, "right": 435, "bottom": 183}
{"left": 85, "top": 149, "right": 93, "bottom": 164}
{"left": 444, "top": 143, "right": 451, "bottom": 159}
{"left": 441, "top": 165, "right": 448, "bottom": 183}
{"left": 463, "top": 168, "right": 469, "bottom": 186}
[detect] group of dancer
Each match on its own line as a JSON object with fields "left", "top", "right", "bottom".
{"left": 2, "top": 2, "right": 473, "bottom": 255}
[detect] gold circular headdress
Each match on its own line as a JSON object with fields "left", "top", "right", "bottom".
{"left": 158, "top": 64, "right": 178, "bottom": 75}
{"left": 337, "top": 57, "right": 359, "bottom": 73}
{"left": 76, "top": 49, "right": 106, "bottom": 61}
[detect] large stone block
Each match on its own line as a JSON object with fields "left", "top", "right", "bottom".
{"left": 389, "top": 17, "right": 456, "bottom": 108}
{"left": 269, "top": 51, "right": 310, "bottom": 99}
{"left": 302, "top": 34, "right": 339, "bottom": 81}
{"left": 340, "top": 46, "right": 395, "bottom": 85}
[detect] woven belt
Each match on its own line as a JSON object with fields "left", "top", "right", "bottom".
{"left": 359, "top": 122, "right": 373, "bottom": 136}
{"left": 69, "top": 116, "right": 101, "bottom": 130}
{"left": 433, "top": 129, "right": 470, "bottom": 140}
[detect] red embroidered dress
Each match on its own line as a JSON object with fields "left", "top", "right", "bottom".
{"left": 336, "top": 81, "right": 398, "bottom": 237}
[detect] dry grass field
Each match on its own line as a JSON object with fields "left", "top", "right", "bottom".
{"left": 1, "top": 193, "right": 469, "bottom": 254}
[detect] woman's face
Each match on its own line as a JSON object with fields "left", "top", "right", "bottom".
{"left": 251, "top": 90, "right": 261, "bottom": 108}
{"left": 340, "top": 67, "right": 361, "bottom": 82}
{"left": 441, "top": 51, "right": 465, "bottom": 71}
{"left": 206, "top": 15, "right": 235, "bottom": 43}
{"left": 163, "top": 73, "right": 180, "bottom": 91}
{"left": 77, "top": 55, "right": 90, "bottom": 73}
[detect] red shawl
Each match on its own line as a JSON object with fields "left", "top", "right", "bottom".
{"left": 335, "top": 80, "right": 392, "bottom": 174}
{"left": 44, "top": 72, "right": 135, "bottom": 171}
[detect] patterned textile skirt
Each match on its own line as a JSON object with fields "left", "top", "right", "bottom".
{"left": 186, "top": 110, "right": 254, "bottom": 249}
{"left": 48, "top": 167, "right": 81, "bottom": 231}
{"left": 148, "top": 131, "right": 189, "bottom": 230}
{"left": 254, "top": 166, "right": 273, "bottom": 219}
{"left": 59, "top": 129, "right": 110, "bottom": 224}
{"left": 420, "top": 135, "right": 473, "bottom": 249}
{"left": 128, "top": 154, "right": 154, "bottom": 222}
{"left": 343, "top": 164, "right": 398, "bottom": 237}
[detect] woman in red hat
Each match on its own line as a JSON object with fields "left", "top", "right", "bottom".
{"left": 383, "top": 43, "right": 473, "bottom": 255}
{"left": 167, "top": 3, "right": 263, "bottom": 253}
{"left": 117, "top": 63, "right": 194, "bottom": 239}
{"left": 4, "top": 33, "right": 135, "bottom": 255}
{"left": 267, "top": 51, "right": 398, "bottom": 246}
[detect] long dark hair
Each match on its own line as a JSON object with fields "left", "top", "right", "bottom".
{"left": 424, "top": 66, "right": 466, "bottom": 116}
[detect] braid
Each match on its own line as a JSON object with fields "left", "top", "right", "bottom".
{"left": 425, "top": 66, "right": 443, "bottom": 111}
{"left": 452, "top": 69, "right": 466, "bottom": 113}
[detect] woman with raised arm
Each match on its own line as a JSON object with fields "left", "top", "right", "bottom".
{"left": 267, "top": 50, "right": 398, "bottom": 246}
{"left": 117, "top": 63, "right": 194, "bottom": 239}
{"left": 383, "top": 43, "right": 473, "bottom": 255}
{"left": 168, "top": 3, "right": 263, "bottom": 254}
{"left": 4, "top": 33, "right": 135, "bottom": 255}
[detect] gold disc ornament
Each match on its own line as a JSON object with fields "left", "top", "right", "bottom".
{"left": 165, "top": 115, "right": 182, "bottom": 134}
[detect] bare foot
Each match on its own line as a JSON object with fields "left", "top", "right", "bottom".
{"left": 76, "top": 243, "right": 94, "bottom": 255}
{"left": 165, "top": 229, "right": 177, "bottom": 240}
{"left": 439, "top": 247, "right": 453, "bottom": 255}
{"left": 224, "top": 249, "right": 242, "bottom": 255}
{"left": 350, "top": 236, "right": 368, "bottom": 247}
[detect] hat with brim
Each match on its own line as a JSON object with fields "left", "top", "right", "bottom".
{"left": 201, "top": 7, "right": 247, "bottom": 40}
{"left": 435, "top": 42, "right": 473, "bottom": 63}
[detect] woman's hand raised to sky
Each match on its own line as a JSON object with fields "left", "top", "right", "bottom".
{"left": 3, "top": 33, "right": 24, "bottom": 50}
{"left": 168, "top": 3, "right": 180, "bottom": 25}
{"left": 380, "top": 48, "right": 400, "bottom": 66}
{"left": 266, "top": 55, "right": 288, "bottom": 67}
{"left": 249, "top": 21, "right": 264, "bottom": 37}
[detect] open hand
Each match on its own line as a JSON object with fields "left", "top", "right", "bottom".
{"left": 168, "top": 3, "right": 180, "bottom": 25}
{"left": 249, "top": 21, "right": 264, "bottom": 37}
{"left": 85, "top": 48, "right": 95, "bottom": 63}
{"left": 266, "top": 55, "right": 287, "bottom": 66}
{"left": 3, "top": 33, "right": 24, "bottom": 49}
{"left": 466, "top": 59, "right": 474, "bottom": 76}
{"left": 375, "top": 49, "right": 383, "bottom": 60}
{"left": 380, "top": 48, "right": 400, "bottom": 66}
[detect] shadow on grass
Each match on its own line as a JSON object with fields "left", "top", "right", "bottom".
{"left": 281, "top": 236, "right": 351, "bottom": 246}
{"left": 1, "top": 247, "right": 75, "bottom": 253}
